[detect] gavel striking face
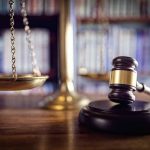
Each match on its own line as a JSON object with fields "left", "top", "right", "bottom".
{"left": 108, "top": 56, "right": 138, "bottom": 104}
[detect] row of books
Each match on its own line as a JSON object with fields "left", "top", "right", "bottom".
{"left": 75, "top": 0, "right": 150, "bottom": 18}
{"left": 0, "top": 0, "right": 59, "bottom": 15}
{"left": 77, "top": 24, "right": 150, "bottom": 74}
{"left": 0, "top": 29, "right": 50, "bottom": 74}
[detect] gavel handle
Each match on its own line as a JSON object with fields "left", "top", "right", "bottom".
{"left": 136, "top": 81, "right": 150, "bottom": 95}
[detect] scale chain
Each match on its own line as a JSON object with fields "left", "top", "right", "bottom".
{"left": 20, "top": 0, "right": 41, "bottom": 76}
{"left": 9, "top": 0, "right": 17, "bottom": 79}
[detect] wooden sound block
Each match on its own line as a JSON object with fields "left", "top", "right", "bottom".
{"left": 79, "top": 100, "right": 150, "bottom": 134}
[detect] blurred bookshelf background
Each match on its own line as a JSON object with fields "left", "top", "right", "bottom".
{"left": 0, "top": 0, "right": 150, "bottom": 97}
{"left": 75, "top": 0, "right": 150, "bottom": 96}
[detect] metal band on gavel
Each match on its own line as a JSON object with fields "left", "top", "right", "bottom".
{"left": 108, "top": 56, "right": 150, "bottom": 104}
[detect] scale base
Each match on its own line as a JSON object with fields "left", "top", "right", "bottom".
{"left": 39, "top": 81, "right": 90, "bottom": 110}
{"left": 79, "top": 100, "right": 150, "bottom": 134}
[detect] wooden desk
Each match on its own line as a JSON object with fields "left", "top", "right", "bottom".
{"left": 0, "top": 94, "right": 150, "bottom": 150}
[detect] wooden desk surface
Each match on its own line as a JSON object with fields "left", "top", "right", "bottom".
{"left": 0, "top": 93, "right": 150, "bottom": 150}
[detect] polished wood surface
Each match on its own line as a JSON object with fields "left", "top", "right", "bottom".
{"left": 0, "top": 93, "right": 150, "bottom": 150}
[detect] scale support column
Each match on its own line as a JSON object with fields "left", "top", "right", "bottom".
{"left": 40, "top": 0, "right": 89, "bottom": 110}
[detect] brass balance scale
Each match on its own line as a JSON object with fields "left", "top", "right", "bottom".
{"left": 0, "top": 0, "right": 48, "bottom": 91}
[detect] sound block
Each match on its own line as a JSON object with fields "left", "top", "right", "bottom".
{"left": 79, "top": 100, "right": 150, "bottom": 134}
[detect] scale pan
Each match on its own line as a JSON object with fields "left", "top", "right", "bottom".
{"left": 79, "top": 73, "right": 109, "bottom": 82}
{"left": 0, "top": 74, "right": 48, "bottom": 91}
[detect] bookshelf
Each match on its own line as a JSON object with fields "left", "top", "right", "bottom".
{"left": 0, "top": 0, "right": 59, "bottom": 84}
{"left": 77, "top": 17, "right": 150, "bottom": 24}
{"left": 75, "top": 0, "right": 150, "bottom": 92}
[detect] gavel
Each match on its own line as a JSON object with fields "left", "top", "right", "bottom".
{"left": 108, "top": 56, "right": 150, "bottom": 104}
{"left": 79, "top": 56, "right": 150, "bottom": 133}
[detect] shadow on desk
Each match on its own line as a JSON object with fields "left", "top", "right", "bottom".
{"left": 0, "top": 93, "right": 150, "bottom": 150}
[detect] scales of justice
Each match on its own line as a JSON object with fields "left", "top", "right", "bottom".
{"left": 0, "top": 0, "right": 49, "bottom": 91}
{"left": 1, "top": 0, "right": 89, "bottom": 110}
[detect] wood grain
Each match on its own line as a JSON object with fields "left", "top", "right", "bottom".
{"left": 0, "top": 94, "right": 150, "bottom": 150}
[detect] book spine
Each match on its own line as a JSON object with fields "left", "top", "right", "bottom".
{"left": 3, "top": 30, "right": 11, "bottom": 73}
{"left": 15, "top": 30, "right": 22, "bottom": 73}
{"left": 140, "top": 0, "right": 148, "bottom": 17}
{"left": 136, "top": 29, "right": 143, "bottom": 73}
{"left": 0, "top": 33, "right": 3, "bottom": 72}
{"left": 142, "top": 29, "right": 150, "bottom": 74}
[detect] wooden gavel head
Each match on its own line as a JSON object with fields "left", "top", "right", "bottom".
{"left": 108, "top": 56, "right": 138, "bottom": 104}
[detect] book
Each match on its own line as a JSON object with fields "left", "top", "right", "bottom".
{"left": 0, "top": 29, "right": 50, "bottom": 75}
{"left": 0, "top": 0, "right": 59, "bottom": 15}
